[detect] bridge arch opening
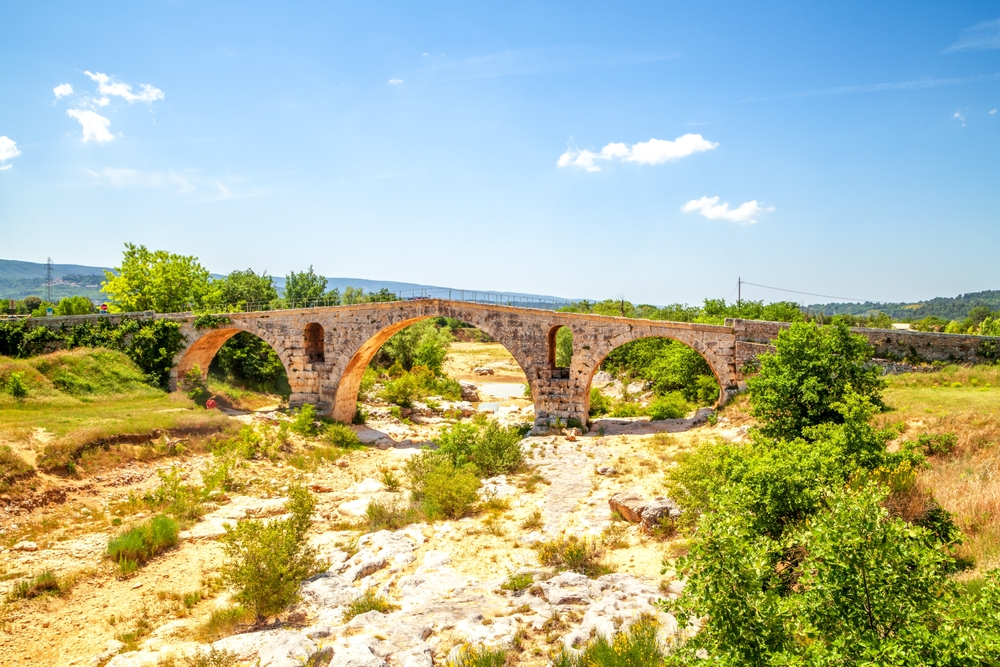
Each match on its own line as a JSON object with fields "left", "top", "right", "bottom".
{"left": 548, "top": 325, "right": 573, "bottom": 379}
{"left": 584, "top": 336, "right": 721, "bottom": 423}
{"left": 304, "top": 323, "right": 325, "bottom": 363}
{"left": 177, "top": 327, "right": 291, "bottom": 400}
{"left": 332, "top": 316, "right": 532, "bottom": 424}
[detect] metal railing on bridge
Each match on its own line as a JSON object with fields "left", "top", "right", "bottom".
{"left": 229, "top": 288, "right": 573, "bottom": 314}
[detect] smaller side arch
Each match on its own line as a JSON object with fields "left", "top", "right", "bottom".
{"left": 304, "top": 323, "right": 325, "bottom": 363}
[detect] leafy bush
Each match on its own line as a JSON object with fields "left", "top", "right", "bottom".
{"left": 219, "top": 484, "right": 318, "bottom": 620}
{"left": 8, "top": 571, "right": 64, "bottom": 600}
{"left": 747, "top": 321, "right": 886, "bottom": 440}
{"left": 446, "top": 645, "right": 508, "bottom": 667}
{"left": 211, "top": 332, "right": 289, "bottom": 396}
{"left": 182, "top": 648, "right": 240, "bottom": 667}
{"left": 589, "top": 387, "right": 612, "bottom": 416}
{"left": 405, "top": 451, "right": 480, "bottom": 520}
{"left": 146, "top": 466, "right": 206, "bottom": 521}
{"left": 323, "top": 422, "right": 362, "bottom": 449}
{"left": 6, "top": 371, "right": 28, "bottom": 399}
{"left": 551, "top": 615, "right": 664, "bottom": 667}
{"left": 379, "top": 320, "right": 454, "bottom": 373}
{"left": 379, "top": 373, "right": 418, "bottom": 407}
{"left": 609, "top": 401, "right": 645, "bottom": 418}
{"left": 435, "top": 420, "right": 524, "bottom": 477}
{"left": 536, "top": 535, "right": 607, "bottom": 577}
{"left": 290, "top": 404, "right": 319, "bottom": 436}
{"left": 107, "top": 514, "right": 179, "bottom": 573}
{"left": 646, "top": 392, "right": 688, "bottom": 420}
{"left": 180, "top": 366, "right": 211, "bottom": 407}
{"left": 364, "top": 499, "right": 422, "bottom": 531}
{"left": 500, "top": 572, "right": 534, "bottom": 592}
{"left": 342, "top": 588, "right": 399, "bottom": 621}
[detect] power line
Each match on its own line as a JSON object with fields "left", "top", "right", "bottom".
{"left": 739, "top": 280, "right": 869, "bottom": 303}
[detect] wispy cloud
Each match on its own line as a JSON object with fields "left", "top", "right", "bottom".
{"left": 411, "top": 46, "right": 677, "bottom": 83}
{"left": 84, "top": 166, "right": 266, "bottom": 201}
{"left": 53, "top": 83, "right": 73, "bottom": 99}
{"left": 953, "top": 110, "right": 966, "bottom": 127}
{"left": 944, "top": 18, "right": 1000, "bottom": 52}
{"left": 387, "top": 78, "right": 403, "bottom": 85}
{"left": 0, "top": 136, "right": 20, "bottom": 171}
{"left": 66, "top": 109, "right": 114, "bottom": 142}
{"left": 83, "top": 71, "right": 164, "bottom": 104}
{"left": 558, "top": 134, "right": 717, "bottom": 172}
{"left": 991, "top": 109, "right": 998, "bottom": 115}
{"left": 742, "top": 72, "right": 1000, "bottom": 103}
{"left": 682, "top": 196, "right": 773, "bottom": 225}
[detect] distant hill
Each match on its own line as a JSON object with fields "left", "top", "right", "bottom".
{"left": 0, "top": 258, "right": 574, "bottom": 305}
{"left": 807, "top": 290, "right": 1000, "bottom": 321}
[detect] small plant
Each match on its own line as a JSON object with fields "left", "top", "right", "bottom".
{"left": 600, "top": 522, "right": 629, "bottom": 549}
{"left": 290, "top": 404, "right": 319, "bottom": 436}
{"left": 500, "top": 572, "right": 534, "bottom": 593}
{"left": 146, "top": 466, "right": 205, "bottom": 521}
{"left": 550, "top": 615, "right": 664, "bottom": 667}
{"left": 364, "top": 499, "right": 422, "bottom": 532}
{"left": 324, "top": 421, "right": 362, "bottom": 448}
{"left": 380, "top": 468, "right": 401, "bottom": 492}
{"left": 905, "top": 432, "right": 959, "bottom": 457}
{"left": 536, "top": 535, "right": 608, "bottom": 577}
{"left": 647, "top": 392, "right": 688, "bottom": 420}
{"left": 180, "top": 366, "right": 211, "bottom": 407}
{"left": 342, "top": 588, "right": 399, "bottom": 621}
{"left": 8, "top": 570, "right": 63, "bottom": 600}
{"left": 521, "top": 509, "right": 544, "bottom": 530}
{"left": 196, "top": 605, "right": 253, "bottom": 641}
{"left": 219, "top": 484, "right": 318, "bottom": 621}
{"left": 183, "top": 647, "right": 239, "bottom": 667}
{"left": 192, "top": 314, "right": 233, "bottom": 330}
{"left": 6, "top": 372, "right": 29, "bottom": 400}
{"left": 481, "top": 513, "right": 506, "bottom": 537}
{"left": 107, "top": 515, "right": 179, "bottom": 574}
{"left": 446, "top": 645, "right": 508, "bottom": 667}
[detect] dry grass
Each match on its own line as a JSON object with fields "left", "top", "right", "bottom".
{"left": 877, "top": 365, "right": 1000, "bottom": 575}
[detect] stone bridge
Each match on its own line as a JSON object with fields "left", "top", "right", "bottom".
{"left": 28, "top": 300, "right": 1000, "bottom": 431}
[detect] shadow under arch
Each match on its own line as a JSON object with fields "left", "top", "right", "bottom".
{"left": 174, "top": 324, "right": 295, "bottom": 390}
{"left": 331, "top": 314, "right": 534, "bottom": 423}
{"left": 580, "top": 333, "right": 727, "bottom": 420}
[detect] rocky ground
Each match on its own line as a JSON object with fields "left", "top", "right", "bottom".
{"left": 0, "top": 343, "right": 735, "bottom": 666}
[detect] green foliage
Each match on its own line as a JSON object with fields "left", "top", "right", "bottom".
{"left": 555, "top": 326, "right": 573, "bottom": 367}
{"left": 979, "top": 315, "right": 1000, "bottom": 337}
{"left": 0, "top": 445, "right": 34, "bottom": 491}
{"left": 8, "top": 571, "right": 65, "bottom": 601}
{"left": 551, "top": 616, "right": 665, "bottom": 667}
{"left": 192, "top": 314, "right": 233, "bottom": 330}
{"left": 211, "top": 331, "right": 289, "bottom": 395}
{"left": 435, "top": 419, "right": 525, "bottom": 477}
{"left": 536, "top": 535, "right": 608, "bottom": 577}
{"left": 647, "top": 392, "right": 688, "bottom": 420}
{"left": 342, "top": 588, "right": 399, "bottom": 621}
{"left": 600, "top": 337, "right": 719, "bottom": 404}
{"left": 446, "top": 645, "right": 508, "bottom": 667}
{"left": 6, "top": 371, "right": 28, "bottom": 399}
{"left": 204, "top": 269, "right": 278, "bottom": 312}
{"left": 54, "top": 296, "right": 95, "bottom": 316}
{"left": 323, "top": 421, "right": 362, "bottom": 448}
{"left": 284, "top": 266, "right": 328, "bottom": 302}
{"left": 379, "top": 372, "right": 419, "bottom": 407}
{"left": 500, "top": 572, "right": 534, "bottom": 592}
{"left": 561, "top": 296, "right": 803, "bottom": 325}
{"left": 363, "top": 499, "right": 422, "bottom": 531}
{"left": 379, "top": 320, "right": 454, "bottom": 373}
{"left": 290, "top": 404, "right": 319, "bottom": 436}
{"left": 405, "top": 451, "right": 480, "bottom": 520}
{"left": 107, "top": 514, "right": 179, "bottom": 573}
{"left": 101, "top": 243, "right": 211, "bottom": 313}
{"left": 182, "top": 648, "right": 240, "bottom": 667}
{"left": 589, "top": 387, "right": 612, "bottom": 416}
{"left": 747, "top": 321, "right": 886, "bottom": 440}
{"left": 180, "top": 366, "right": 211, "bottom": 407}
{"left": 904, "top": 432, "right": 958, "bottom": 457}
{"left": 146, "top": 466, "right": 206, "bottom": 521}
{"left": 219, "top": 484, "right": 318, "bottom": 620}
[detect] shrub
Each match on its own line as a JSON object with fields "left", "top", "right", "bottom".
{"left": 323, "top": 421, "right": 361, "bottom": 448}
{"left": 406, "top": 451, "right": 480, "bottom": 520}
{"left": 290, "top": 404, "right": 319, "bottom": 436}
{"left": 589, "top": 387, "right": 612, "bottom": 416}
{"left": 146, "top": 466, "right": 205, "bottom": 521}
{"left": 8, "top": 570, "right": 64, "bottom": 600}
{"left": 435, "top": 420, "right": 525, "bottom": 477}
{"left": 183, "top": 648, "right": 239, "bottom": 667}
{"left": 536, "top": 535, "right": 607, "bottom": 577}
{"left": 647, "top": 392, "right": 688, "bottom": 420}
{"left": 447, "top": 646, "right": 508, "bottom": 667}
{"left": 219, "top": 484, "right": 318, "bottom": 620}
{"left": 747, "top": 321, "right": 886, "bottom": 440}
{"left": 197, "top": 605, "right": 254, "bottom": 641}
{"left": 500, "top": 572, "right": 534, "bottom": 592}
{"left": 180, "top": 366, "right": 211, "bottom": 407}
{"left": 609, "top": 401, "right": 645, "bottom": 418}
{"left": 342, "top": 588, "right": 399, "bottom": 621}
{"left": 551, "top": 615, "right": 664, "bottom": 667}
{"left": 107, "top": 514, "right": 179, "bottom": 572}
{"left": 6, "top": 371, "right": 28, "bottom": 399}
{"left": 364, "top": 499, "right": 422, "bottom": 531}
{"left": 379, "top": 373, "right": 418, "bottom": 408}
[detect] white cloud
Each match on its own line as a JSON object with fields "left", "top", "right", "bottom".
{"left": 66, "top": 109, "right": 114, "bottom": 142}
{"left": 0, "top": 136, "right": 20, "bottom": 171}
{"left": 953, "top": 110, "right": 966, "bottom": 126}
{"left": 991, "top": 109, "right": 998, "bottom": 114}
{"left": 557, "top": 134, "right": 717, "bottom": 172}
{"left": 945, "top": 18, "right": 1000, "bottom": 52}
{"left": 53, "top": 83, "right": 73, "bottom": 99}
{"left": 83, "top": 71, "right": 164, "bottom": 103}
{"left": 681, "top": 196, "right": 773, "bottom": 224}
{"left": 388, "top": 78, "right": 403, "bottom": 84}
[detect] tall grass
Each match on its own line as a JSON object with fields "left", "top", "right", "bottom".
{"left": 107, "top": 514, "right": 179, "bottom": 574}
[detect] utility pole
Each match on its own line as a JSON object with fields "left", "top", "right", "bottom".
{"left": 737, "top": 276, "right": 741, "bottom": 317}
{"left": 46, "top": 257, "right": 53, "bottom": 302}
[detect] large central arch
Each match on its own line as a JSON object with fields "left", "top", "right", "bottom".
{"left": 329, "top": 303, "right": 542, "bottom": 423}
{"left": 173, "top": 323, "right": 296, "bottom": 391}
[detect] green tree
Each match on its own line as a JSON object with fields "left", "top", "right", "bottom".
{"left": 55, "top": 296, "right": 95, "bottom": 316}
{"left": 747, "top": 321, "right": 885, "bottom": 440}
{"left": 380, "top": 320, "right": 453, "bottom": 373}
{"left": 284, "top": 266, "right": 327, "bottom": 303}
{"left": 101, "top": 243, "right": 211, "bottom": 313}
{"left": 205, "top": 269, "right": 278, "bottom": 311}
{"left": 555, "top": 327, "right": 573, "bottom": 367}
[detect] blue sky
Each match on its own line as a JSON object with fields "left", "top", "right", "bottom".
{"left": 1, "top": 1, "right": 999, "bottom": 305}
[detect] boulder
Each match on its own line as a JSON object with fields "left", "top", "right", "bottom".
{"left": 595, "top": 466, "right": 617, "bottom": 476}
{"left": 13, "top": 541, "right": 38, "bottom": 552}
{"left": 472, "top": 367, "right": 495, "bottom": 376}
{"left": 608, "top": 492, "right": 648, "bottom": 523}
{"left": 459, "top": 381, "right": 480, "bottom": 402}
{"left": 640, "top": 497, "right": 682, "bottom": 532}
